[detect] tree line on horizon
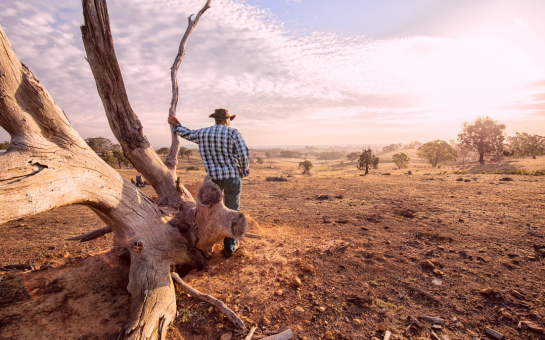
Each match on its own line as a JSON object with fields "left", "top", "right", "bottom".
{"left": 1, "top": 117, "right": 542, "bottom": 172}
{"left": 276, "top": 116, "right": 544, "bottom": 174}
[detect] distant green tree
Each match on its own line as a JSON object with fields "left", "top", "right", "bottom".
{"left": 458, "top": 116, "right": 506, "bottom": 165}
{"left": 298, "top": 160, "right": 314, "bottom": 174}
{"left": 403, "top": 140, "right": 422, "bottom": 150}
{"left": 392, "top": 152, "right": 410, "bottom": 169}
{"left": 318, "top": 151, "right": 344, "bottom": 162}
{"left": 112, "top": 150, "right": 130, "bottom": 169}
{"left": 381, "top": 143, "right": 402, "bottom": 154}
{"left": 0, "top": 141, "right": 9, "bottom": 150}
{"left": 256, "top": 157, "right": 264, "bottom": 165}
{"left": 417, "top": 140, "right": 458, "bottom": 167}
{"left": 178, "top": 147, "right": 193, "bottom": 161}
{"left": 85, "top": 137, "right": 114, "bottom": 153}
{"left": 346, "top": 152, "right": 360, "bottom": 163}
{"left": 280, "top": 150, "right": 303, "bottom": 158}
{"left": 507, "top": 132, "right": 545, "bottom": 157}
{"left": 265, "top": 152, "right": 273, "bottom": 167}
{"left": 100, "top": 151, "right": 118, "bottom": 168}
{"left": 357, "top": 148, "right": 379, "bottom": 174}
{"left": 156, "top": 147, "right": 170, "bottom": 155}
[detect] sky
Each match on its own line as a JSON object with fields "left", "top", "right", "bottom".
{"left": 1, "top": 0, "right": 544, "bottom": 147}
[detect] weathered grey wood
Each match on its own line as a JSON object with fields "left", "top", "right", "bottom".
{"left": 80, "top": 0, "right": 193, "bottom": 208}
{"left": 0, "top": 1, "right": 251, "bottom": 338}
{"left": 66, "top": 226, "right": 112, "bottom": 242}
{"left": 245, "top": 233, "right": 263, "bottom": 238}
{"left": 245, "top": 326, "right": 257, "bottom": 340}
{"left": 171, "top": 272, "right": 247, "bottom": 333}
{"left": 485, "top": 328, "right": 505, "bottom": 340}
{"left": 165, "top": 0, "right": 212, "bottom": 174}
{"left": 260, "top": 329, "right": 294, "bottom": 340}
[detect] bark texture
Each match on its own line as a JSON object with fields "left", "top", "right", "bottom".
{"left": 0, "top": 1, "right": 249, "bottom": 339}
{"left": 165, "top": 0, "right": 212, "bottom": 174}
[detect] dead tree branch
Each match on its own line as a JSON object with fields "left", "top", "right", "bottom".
{"left": 171, "top": 272, "right": 247, "bottom": 333}
{"left": 0, "top": 1, "right": 252, "bottom": 339}
{"left": 165, "top": 0, "right": 212, "bottom": 173}
{"left": 66, "top": 226, "right": 112, "bottom": 242}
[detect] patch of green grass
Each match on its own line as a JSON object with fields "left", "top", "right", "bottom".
{"left": 186, "top": 166, "right": 200, "bottom": 171}
{"left": 178, "top": 308, "right": 191, "bottom": 323}
{"left": 453, "top": 169, "right": 468, "bottom": 174}
{"left": 481, "top": 169, "right": 545, "bottom": 176}
{"left": 375, "top": 299, "right": 398, "bottom": 310}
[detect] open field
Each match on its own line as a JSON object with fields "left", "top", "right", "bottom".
{"left": 1, "top": 156, "right": 545, "bottom": 340}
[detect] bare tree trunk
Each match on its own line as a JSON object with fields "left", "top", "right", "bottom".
{"left": 0, "top": 1, "right": 249, "bottom": 339}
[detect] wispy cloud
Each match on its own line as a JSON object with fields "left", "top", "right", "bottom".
{"left": 1, "top": 0, "right": 544, "bottom": 146}
{"left": 513, "top": 17, "right": 529, "bottom": 29}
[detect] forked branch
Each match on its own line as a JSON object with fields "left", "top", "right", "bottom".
{"left": 171, "top": 272, "right": 247, "bottom": 333}
{"left": 165, "top": 0, "right": 212, "bottom": 172}
{"left": 81, "top": 0, "right": 188, "bottom": 208}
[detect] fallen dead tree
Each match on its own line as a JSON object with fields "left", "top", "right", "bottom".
{"left": 0, "top": 0, "right": 253, "bottom": 339}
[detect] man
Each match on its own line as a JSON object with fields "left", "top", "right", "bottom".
{"left": 167, "top": 108, "right": 250, "bottom": 257}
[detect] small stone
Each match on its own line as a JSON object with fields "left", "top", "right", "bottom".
{"left": 352, "top": 318, "right": 362, "bottom": 325}
{"left": 261, "top": 316, "right": 270, "bottom": 326}
{"left": 511, "top": 290, "right": 524, "bottom": 299}
{"left": 522, "top": 320, "right": 544, "bottom": 332}
{"left": 220, "top": 333, "right": 232, "bottom": 340}
{"left": 275, "top": 289, "right": 283, "bottom": 296}
{"left": 433, "top": 269, "right": 444, "bottom": 276}
{"left": 62, "top": 252, "right": 70, "bottom": 258}
{"left": 30, "top": 288, "right": 39, "bottom": 295}
{"left": 294, "top": 306, "right": 305, "bottom": 313}
{"left": 432, "top": 324, "right": 442, "bottom": 330}
{"left": 317, "top": 306, "right": 326, "bottom": 312}
{"left": 278, "top": 257, "right": 288, "bottom": 265}
{"left": 501, "top": 310, "right": 513, "bottom": 319}
{"left": 293, "top": 276, "right": 302, "bottom": 287}
{"left": 375, "top": 323, "right": 386, "bottom": 332}
{"left": 302, "top": 263, "right": 315, "bottom": 273}
{"left": 324, "top": 331, "right": 334, "bottom": 339}
{"left": 423, "top": 260, "right": 435, "bottom": 269}
{"left": 481, "top": 287, "right": 495, "bottom": 294}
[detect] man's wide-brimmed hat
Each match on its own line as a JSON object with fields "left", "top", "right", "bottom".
{"left": 209, "top": 108, "right": 235, "bottom": 121}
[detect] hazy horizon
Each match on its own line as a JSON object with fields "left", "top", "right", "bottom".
{"left": 1, "top": 0, "right": 545, "bottom": 147}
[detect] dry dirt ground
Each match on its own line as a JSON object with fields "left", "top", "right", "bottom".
{"left": 1, "top": 156, "right": 545, "bottom": 340}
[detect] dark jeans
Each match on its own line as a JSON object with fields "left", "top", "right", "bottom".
{"left": 212, "top": 178, "right": 242, "bottom": 253}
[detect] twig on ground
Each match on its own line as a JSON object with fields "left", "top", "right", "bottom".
{"left": 336, "top": 244, "right": 350, "bottom": 251}
{"left": 245, "top": 233, "right": 263, "bottom": 238}
{"left": 384, "top": 330, "right": 392, "bottom": 340}
{"left": 171, "top": 272, "right": 247, "bottom": 333}
{"left": 260, "top": 329, "right": 294, "bottom": 340}
{"left": 65, "top": 226, "right": 112, "bottom": 242}
{"left": 245, "top": 326, "right": 257, "bottom": 340}
{"left": 408, "top": 286, "right": 441, "bottom": 303}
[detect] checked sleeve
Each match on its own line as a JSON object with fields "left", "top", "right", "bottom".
{"left": 173, "top": 124, "right": 199, "bottom": 143}
{"left": 233, "top": 130, "right": 250, "bottom": 177}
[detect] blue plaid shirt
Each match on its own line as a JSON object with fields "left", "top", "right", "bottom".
{"left": 174, "top": 123, "right": 250, "bottom": 180}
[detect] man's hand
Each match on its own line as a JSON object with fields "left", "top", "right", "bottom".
{"left": 168, "top": 115, "right": 181, "bottom": 125}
